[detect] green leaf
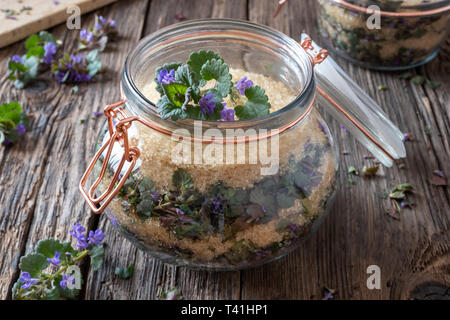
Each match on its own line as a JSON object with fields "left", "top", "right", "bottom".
{"left": 157, "top": 95, "right": 186, "bottom": 120}
{"left": 392, "top": 183, "right": 413, "bottom": 192}
{"left": 23, "top": 55, "right": 39, "bottom": 78}
{"left": 87, "top": 51, "right": 102, "bottom": 76}
{"left": 19, "top": 112, "right": 29, "bottom": 127}
{"left": 26, "top": 46, "right": 45, "bottom": 59}
{"left": 88, "top": 245, "right": 105, "bottom": 271}
{"left": 234, "top": 86, "right": 270, "bottom": 120}
{"left": 362, "top": 165, "right": 379, "bottom": 177}
{"left": 276, "top": 191, "right": 295, "bottom": 209}
{"left": 0, "top": 102, "right": 22, "bottom": 125}
{"left": 44, "top": 285, "right": 61, "bottom": 300}
{"left": 389, "top": 191, "right": 405, "bottom": 200}
{"left": 348, "top": 166, "right": 359, "bottom": 176}
{"left": 163, "top": 83, "right": 189, "bottom": 108}
{"left": 19, "top": 253, "right": 49, "bottom": 277}
{"left": 114, "top": 264, "right": 134, "bottom": 279}
{"left": 25, "top": 34, "right": 40, "bottom": 50}
{"left": 86, "top": 49, "right": 99, "bottom": 63}
{"left": 55, "top": 274, "right": 81, "bottom": 300}
{"left": 411, "top": 76, "right": 425, "bottom": 85}
{"left": 35, "top": 239, "right": 77, "bottom": 264}
{"left": 187, "top": 50, "right": 222, "bottom": 86}
{"left": 249, "top": 187, "right": 277, "bottom": 217}
{"left": 172, "top": 168, "right": 194, "bottom": 191}
{"left": 200, "top": 58, "right": 232, "bottom": 97}
{"left": 38, "top": 31, "right": 56, "bottom": 44}
{"left": 426, "top": 80, "right": 440, "bottom": 89}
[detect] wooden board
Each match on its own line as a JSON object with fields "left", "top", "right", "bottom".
{"left": 0, "top": 0, "right": 117, "bottom": 48}
{"left": 0, "top": 0, "right": 448, "bottom": 300}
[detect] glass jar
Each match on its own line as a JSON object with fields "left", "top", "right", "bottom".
{"left": 317, "top": 0, "right": 450, "bottom": 70}
{"left": 80, "top": 19, "right": 406, "bottom": 270}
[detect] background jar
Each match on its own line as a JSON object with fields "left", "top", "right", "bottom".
{"left": 90, "top": 19, "right": 340, "bottom": 270}
{"left": 317, "top": 0, "right": 450, "bottom": 70}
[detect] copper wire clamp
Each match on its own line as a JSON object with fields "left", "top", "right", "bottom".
{"left": 79, "top": 99, "right": 140, "bottom": 214}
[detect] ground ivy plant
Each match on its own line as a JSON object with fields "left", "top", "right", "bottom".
{"left": 12, "top": 223, "right": 105, "bottom": 300}
{"left": 0, "top": 101, "right": 29, "bottom": 146}
{"left": 155, "top": 50, "right": 271, "bottom": 121}
{"left": 6, "top": 15, "right": 116, "bottom": 89}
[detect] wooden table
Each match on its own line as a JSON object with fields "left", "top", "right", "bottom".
{"left": 0, "top": 0, "right": 448, "bottom": 300}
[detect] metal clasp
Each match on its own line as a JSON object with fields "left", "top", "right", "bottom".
{"left": 300, "top": 37, "right": 328, "bottom": 66}
{"left": 79, "top": 99, "right": 140, "bottom": 214}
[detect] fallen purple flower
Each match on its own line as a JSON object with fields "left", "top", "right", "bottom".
{"left": 19, "top": 272, "right": 38, "bottom": 290}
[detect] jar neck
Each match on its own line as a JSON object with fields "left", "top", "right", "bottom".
{"left": 121, "top": 19, "right": 316, "bottom": 138}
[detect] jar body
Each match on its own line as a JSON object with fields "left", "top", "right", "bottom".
{"left": 91, "top": 19, "right": 340, "bottom": 270}
{"left": 317, "top": 0, "right": 450, "bottom": 70}
{"left": 96, "top": 105, "right": 338, "bottom": 270}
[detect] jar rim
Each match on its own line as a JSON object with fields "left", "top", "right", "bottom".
{"left": 121, "top": 18, "right": 316, "bottom": 133}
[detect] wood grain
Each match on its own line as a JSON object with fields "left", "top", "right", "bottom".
{"left": 0, "top": 0, "right": 448, "bottom": 300}
{"left": 0, "top": 0, "right": 117, "bottom": 48}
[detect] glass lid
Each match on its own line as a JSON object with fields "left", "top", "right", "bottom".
{"left": 300, "top": 34, "right": 406, "bottom": 167}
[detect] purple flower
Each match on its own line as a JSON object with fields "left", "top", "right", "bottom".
{"left": 11, "top": 55, "right": 24, "bottom": 64}
{"left": 175, "top": 208, "right": 185, "bottom": 215}
{"left": 151, "top": 192, "right": 160, "bottom": 202}
{"left": 42, "top": 42, "right": 56, "bottom": 64}
{"left": 433, "top": 170, "right": 445, "bottom": 178}
{"left": 402, "top": 132, "right": 410, "bottom": 142}
{"left": 99, "top": 16, "right": 107, "bottom": 25}
{"left": 60, "top": 274, "right": 75, "bottom": 289}
{"left": 19, "top": 272, "right": 38, "bottom": 290}
{"left": 199, "top": 93, "right": 216, "bottom": 115}
{"left": 340, "top": 124, "right": 347, "bottom": 132}
{"left": 15, "top": 124, "right": 26, "bottom": 136}
{"left": 70, "top": 54, "right": 83, "bottom": 65}
{"left": 69, "top": 222, "right": 89, "bottom": 249}
{"left": 92, "top": 111, "right": 103, "bottom": 118}
{"left": 211, "top": 197, "right": 222, "bottom": 212}
{"left": 220, "top": 107, "right": 235, "bottom": 121}
{"left": 88, "top": 229, "right": 105, "bottom": 245}
{"left": 108, "top": 212, "right": 118, "bottom": 228}
{"left": 157, "top": 68, "right": 175, "bottom": 85}
{"left": 55, "top": 71, "right": 66, "bottom": 83}
{"left": 47, "top": 251, "right": 61, "bottom": 266}
{"left": 2, "top": 139, "right": 12, "bottom": 146}
{"left": 80, "top": 29, "right": 94, "bottom": 43}
{"left": 235, "top": 76, "right": 254, "bottom": 95}
{"left": 108, "top": 19, "right": 116, "bottom": 28}
{"left": 322, "top": 289, "right": 334, "bottom": 300}
{"left": 318, "top": 121, "right": 326, "bottom": 134}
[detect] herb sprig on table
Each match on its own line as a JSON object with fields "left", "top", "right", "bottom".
{"left": 155, "top": 50, "right": 271, "bottom": 121}
{"left": 0, "top": 102, "right": 29, "bottom": 146}
{"left": 12, "top": 223, "right": 105, "bottom": 300}
{"left": 6, "top": 15, "right": 117, "bottom": 89}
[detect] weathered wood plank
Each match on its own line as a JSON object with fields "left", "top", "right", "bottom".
{"left": 241, "top": 0, "right": 449, "bottom": 299}
{"left": 84, "top": 0, "right": 247, "bottom": 300}
{"left": 0, "top": 0, "right": 149, "bottom": 299}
